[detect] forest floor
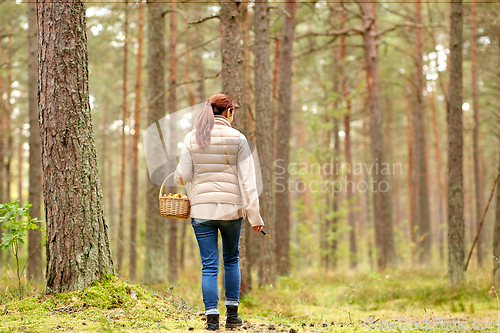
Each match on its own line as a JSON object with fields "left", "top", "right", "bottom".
{"left": 0, "top": 267, "right": 499, "bottom": 332}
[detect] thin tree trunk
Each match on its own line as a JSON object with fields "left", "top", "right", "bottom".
{"left": 241, "top": 0, "right": 254, "bottom": 141}
{"left": 493, "top": 2, "right": 500, "bottom": 288}
{"left": 254, "top": 0, "right": 275, "bottom": 287}
{"left": 447, "top": 0, "right": 465, "bottom": 286}
{"left": 6, "top": 54, "right": 13, "bottom": 205}
{"left": 183, "top": 45, "right": 196, "bottom": 105}
{"left": 271, "top": 38, "right": 280, "bottom": 163}
{"left": 38, "top": 0, "right": 114, "bottom": 292}
{"left": 220, "top": 0, "right": 245, "bottom": 134}
{"left": 340, "top": 6, "right": 356, "bottom": 268}
{"left": 239, "top": 0, "right": 252, "bottom": 295}
{"left": 167, "top": 0, "right": 178, "bottom": 284}
{"left": 470, "top": 0, "right": 484, "bottom": 267}
{"left": 194, "top": 34, "right": 205, "bottom": 102}
{"left": 129, "top": 0, "right": 144, "bottom": 282}
{"left": 117, "top": 0, "right": 129, "bottom": 273}
{"left": 414, "top": 0, "right": 431, "bottom": 263}
{"left": 145, "top": 0, "right": 166, "bottom": 284}
{"left": 406, "top": 93, "right": 417, "bottom": 259}
{"left": 358, "top": 0, "right": 395, "bottom": 271}
{"left": 275, "top": 0, "right": 296, "bottom": 277}
{"left": 429, "top": 90, "right": 445, "bottom": 262}
{"left": 17, "top": 138, "right": 22, "bottom": 205}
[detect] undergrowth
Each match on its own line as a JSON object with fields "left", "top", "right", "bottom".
{"left": 0, "top": 268, "right": 499, "bottom": 332}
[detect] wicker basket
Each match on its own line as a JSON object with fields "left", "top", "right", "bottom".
{"left": 159, "top": 173, "right": 190, "bottom": 219}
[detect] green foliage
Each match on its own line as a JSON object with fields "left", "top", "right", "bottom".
{"left": 0, "top": 201, "right": 43, "bottom": 251}
{"left": 0, "top": 201, "right": 45, "bottom": 299}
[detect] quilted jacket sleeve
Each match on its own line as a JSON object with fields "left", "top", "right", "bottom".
{"left": 237, "top": 134, "right": 264, "bottom": 227}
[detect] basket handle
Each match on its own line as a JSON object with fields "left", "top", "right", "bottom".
{"left": 159, "top": 172, "right": 175, "bottom": 198}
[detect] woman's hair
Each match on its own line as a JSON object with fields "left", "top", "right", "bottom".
{"left": 195, "top": 94, "right": 234, "bottom": 147}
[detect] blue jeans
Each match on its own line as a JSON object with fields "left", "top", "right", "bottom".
{"left": 191, "top": 217, "right": 243, "bottom": 315}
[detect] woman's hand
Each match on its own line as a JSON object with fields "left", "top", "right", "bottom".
{"left": 252, "top": 225, "right": 263, "bottom": 233}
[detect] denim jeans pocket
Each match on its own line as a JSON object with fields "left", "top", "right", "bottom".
{"left": 191, "top": 218, "right": 210, "bottom": 226}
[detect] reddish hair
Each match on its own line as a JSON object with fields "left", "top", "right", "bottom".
{"left": 196, "top": 94, "right": 234, "bottom": 147}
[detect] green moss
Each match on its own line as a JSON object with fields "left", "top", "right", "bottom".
{"left": 0, "top": 276, "right": 204, "bottom": 332}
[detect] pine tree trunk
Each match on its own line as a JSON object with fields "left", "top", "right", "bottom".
{"left": 414, "top": 0, "right": 431, "bottom": 264}
{"left": 220, "top": 0, "right": 245, "bottom": 134}
{"left": 493, "top": 2, "right": 500, "bottom": 288}
{"left": 239, "top": 0, "right": 252, "bottom": 295}
{"left": 358, "top": 0, "right": 395, "bottom": 271}
{"left": 145, "top": 0, "right": 166, "bottom": 284}
{"left": 28, "top": 1, "right": 42, "bottom": 282}
{"left": 117, "top": 0, "right": 129, "bottom": 273}
{"left": 38, "top": 0, "right": 114, "bottom": 292}
{"left": 271, "top": 38, "right": 280, "bottom": 163}
{"left": 167, "top": 0, "right": 178, "bottom": 284}
{"left": 447, "top": 0, "right": 465, "bottom": 286}
{"left": 254, "top": 0, "right": 275, "bottom": 287}
{"left": 241, "top": 0, "right": 254, "bottom": 141}
{"left": 470, "top": 0, "right": 484, "bottom": 267}
{"left": 275, "top": 0, "right": 296, "bottom": 277}
{"left": 129, "top": 0, "right": 144, "bottom": 282}
{"left": 340, "top": 7, "right": 356, "bottom": 268}
{"left": 429, "top": 90, "right": 445, "bottom": 262}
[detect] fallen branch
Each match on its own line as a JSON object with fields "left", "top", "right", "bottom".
{"left": 465, "top": 170, "right": 500, "bottom": 271}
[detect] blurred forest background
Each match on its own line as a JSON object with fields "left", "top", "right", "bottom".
{"left": 0, "top": 0, "right": 500, "bottom": 293}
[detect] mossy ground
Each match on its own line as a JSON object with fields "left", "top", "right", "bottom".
{"left": 1, "top": 268, "right": 499, "bottom": 332}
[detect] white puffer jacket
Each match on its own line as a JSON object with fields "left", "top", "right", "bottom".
{"left": 174, "top": 115, "right": 264, "bottom": 227}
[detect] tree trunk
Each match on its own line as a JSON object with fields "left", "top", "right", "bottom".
{"left": 145, "top": 0, "right": 166, "bottom": 284}
{"left": 183, "top": 45, "right": 196, "bottom": 105}
{"left": 117, "top": 0, "right": 129, "bottom": 273}
{"left": 429, "top": 90, "right": 445, "bottom": 262}
{"left": 358, "top": 0, "right": 395, "bottom": 271}
{"left": 493, "top": 2, "right": 500, "bottom": 289}
{"left": 220, "top": 0, "right": 245, "bottom": 134}
{"left": 340, "top": 6, "right": 356, "bottom": 268}
{"left": 129, "top": 0, "right": 144, "bottom": 282}
{"left": 27, "top": 0, "right": 42, "bottom": 282}
{"left": 271, "top": 38, "right": 280, "bottom": 163}
{"left": 241, "top": 0, "right": 254, "bottom": 141}
{"left": 275, "top": 0, "right": 296, "bottom": 277}
{"left": 254, "top": 0, "right": 275, "bottom": 287}
{"left": 447, "top": 0, "right": 465, "bottom": 286}
{"left": 167, "top": 0, "right": 178, "bottom": 284}
{"left": 407, "top": 94, "right": 418, "bottom": 257}
{"left": 239, "top": 0, "right": 252, "bottom": 295}
{"left": 38, "top": 0, "right": 114, "bottom": 292}
{"left": 414, "top": 0, "right": 431, "bottom": 264}
{"left": 470, "top": 0, "right": 484, "bottom": 267}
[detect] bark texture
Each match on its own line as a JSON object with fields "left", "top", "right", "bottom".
{"left": 470, "top": 0, "right": 484, "bottom": 267}
{"left": 254, "top": 0, "right": 275, "bottom": 287}
{"left": 414, "top": 0, "right": 431, "bottom": 263}
{"left": 275, "top": 0, "right": 296, "bottom": 277}
{"left": 129, "top": 0, "right": 144, "bottom": 281}
{"left": 117, "top": 0, "right": 129, "bottom": 272}
{"left": 447, "top": 0, "right": 465, "bottom": 286}
{"left": 37, "top": 0, "right": 114, "bottom": 292}
{"left": 340, "top": 7, "right": 356, "bottom": 268}
{"left": 220, "top": 0, "right": 245, "bottom": 134}
{"left": 167, "top": 0, "right": 178, "bottom": 284}
{"left": 28, "top": 0, "right": 43, "bottom": 282}
{"left": 493, "top": 3, "right": 500, "bottom": 288}
{"left": 145, "top": 0, "right": 166, "bottom": 284}
{"left": 358, "top": 0, "right": 395, "bottom": 271}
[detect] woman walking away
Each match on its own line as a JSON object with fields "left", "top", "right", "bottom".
{"left": 174, "top": 94, "right": 264, "bottom": 331}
